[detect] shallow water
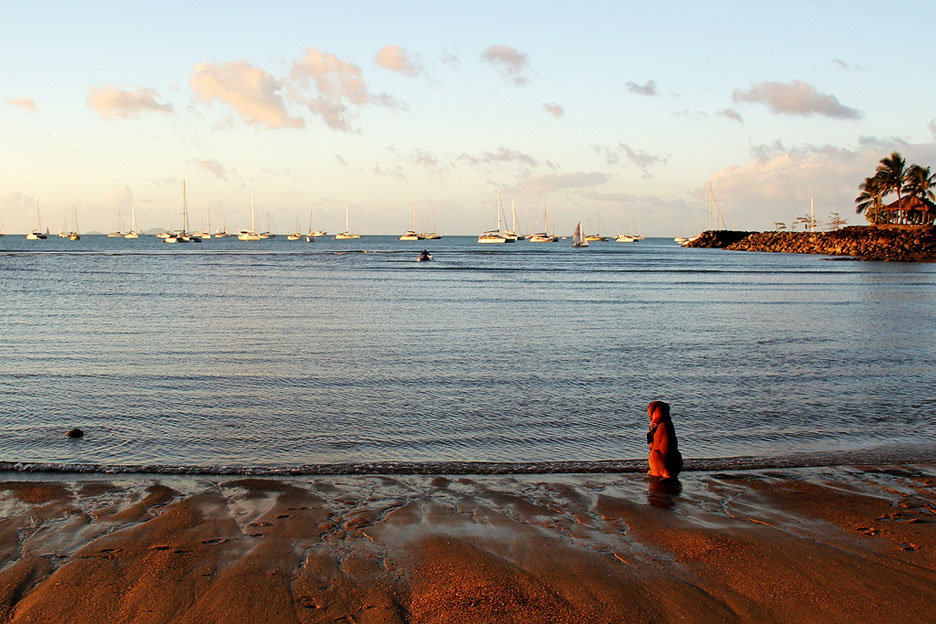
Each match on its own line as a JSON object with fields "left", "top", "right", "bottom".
{"left": 1, "top": 234, "right": 934, "bottom": 473}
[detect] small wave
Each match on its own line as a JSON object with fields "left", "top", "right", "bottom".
{"left": 2, "top": 447, "right": 932, "bottom": 476}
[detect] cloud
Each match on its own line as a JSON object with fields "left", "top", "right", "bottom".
{"left": 190, "top": 61, "right": 303, "bottom": 129}
{"left": 626, "top": 80, "right": 658, "bottom": 96}
{"left": 543, "top": 102, "right": 564, "bottom": 118}
{"left": 857, "top": 135, "right": 909, "bottom": 150}
{"left": 457, "top": 146, "right": 537, "bottom": 168}
{"left": 409, "top": 149, "right": 446, "bottom": 173}
{"left": 732, "top": 79, "right": 860, "bottom": 119}
{"left": 507, "top": 172, "right": 608, "bottom": 197}
{"left": 290, "top": 46, "right": 399, "bottom": 131}
{"left": 832, "top": 58, "right": 850, "bottom": 69}
{"left": 335, "top": 154, "right": 349, "bottom": 167}
{"left": 86, "top": 86, "right": 173, "bottom": 120}
{"left": 375, "top": 45, "right": 421, "bottom": 76}
{"left": 104, "top": 185, "right": 134, "bottom": 208}
{"left": 192, "top": 158, "right": 228, "bottom": 180}
{"left": 705, "top": 140, "right": 936, "bottom": 229}
{"left": 0, "top": 192, "right": 33, "bottom": 213}
{"left": 930, "top": 120, "right": 936, "bottom": 140}
{"left": 481, "top": 45, "right": 530, "bottom": 86}
{"left": 716, "top": 108, "right": 743, "bottom": 123}
{"left": 593, "top": 143, "right": 667, "bottom": 174}
{"left": 7, "top": 97, "right": 38, "bottom": 113}
{"left": 441, "top": 51, "right": 461, "bottom": 68}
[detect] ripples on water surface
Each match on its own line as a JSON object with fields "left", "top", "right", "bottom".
{"left": 1, "top": 235, "right": 934, "bottom": 472}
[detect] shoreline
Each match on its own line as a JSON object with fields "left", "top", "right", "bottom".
{"left": 3, "top": 444, "right": 934, "bottom": 476}
{"left": 1, "top": 465, "right": 933, "bottom": 622}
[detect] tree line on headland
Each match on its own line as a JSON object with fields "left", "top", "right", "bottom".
{"left": 855, "top": 152, "right": 936, "bottom": 226}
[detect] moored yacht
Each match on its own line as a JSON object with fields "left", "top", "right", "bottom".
{"left": 26, "top": 203, "right": 47, "bottom": 239}
{"left": 238, "top": 190, "right": 262, "bottom": 241}
{"left": 124, "top": 201, "right": 140, "bottom": 238}
{"left": 164, "top": 180, "right": 201, "bottom": 243}
{"left": 400, "top": 202, "right": 423, "bottom": 240}
{"left": 334, "top": 204, "right": 361, "bottom": 239}
{"left": 528, "top": 205, "right": 558, "bottom": 242}
{"left": 478, "top": 188, "right": 513, "bottom": 243}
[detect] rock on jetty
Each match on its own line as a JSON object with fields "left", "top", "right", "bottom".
{"left": 684, "top": 226, "right": 936, "bottom": 262}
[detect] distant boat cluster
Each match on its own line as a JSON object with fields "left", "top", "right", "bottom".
{"left": 12, "top": 184, "right": 648, "bottom": 246}
{"left": 477, "top": 188, "right": 642, "bottom": 246}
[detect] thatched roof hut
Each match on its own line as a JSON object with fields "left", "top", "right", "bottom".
{"left": 881, "top": 196, "right": 936, "bottom": 225}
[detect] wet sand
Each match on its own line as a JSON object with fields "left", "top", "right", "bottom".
{"left": 0, "top": 465, "right": 933, "bottom": 623}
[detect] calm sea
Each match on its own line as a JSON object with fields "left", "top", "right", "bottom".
{"left": 1, "top": 234, "right": 934, "bottom": 474}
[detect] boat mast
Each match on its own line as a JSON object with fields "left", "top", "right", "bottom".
{"left": 182, "top": 179, "right": 188, "bottom": 232}
{"left": 512, "top": 200, "right": 518, "bottom": 233}
{"left": 708, "top": 181, "right": 713, "bottom": 231}
{"left": 413, "top": 201, "right": 417, "bottom": 232}
{"left": 345, "top": 203, "right": 350, "bottom": 233}
{"left": 496, "top": 188, "right": 502, "bottom": 232}
{"left": 250, "top": 189, "right": 256, "bottom": 232}
{"left": 810, "top": 197, "right": 815, "bottom": 233}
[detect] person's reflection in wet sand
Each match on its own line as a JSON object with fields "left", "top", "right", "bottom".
{"left": 647, "top": 476, "right": 683, "bottom": 508}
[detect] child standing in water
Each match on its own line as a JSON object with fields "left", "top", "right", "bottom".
{"left": 647, "top": 400, "right": 682, "bottom": 479}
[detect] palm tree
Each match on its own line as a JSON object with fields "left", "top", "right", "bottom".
{"left": 904, "top": 164, "right": 936, "bottom": 201}
{"left": 855, "top": 175, "right": 886, "bottom": 224}
{"left": 875, "top": 151, "right": 907, "bottom": 211}
{"left": 903, "top": 164, "right": 936, "bottom": 225}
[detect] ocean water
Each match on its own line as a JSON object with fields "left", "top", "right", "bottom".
{"left": 1, "top": 234, "right": 934, "bottom": 474}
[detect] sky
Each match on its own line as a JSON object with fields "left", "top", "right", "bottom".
{"left": 2, "top": 1, "right": 936, "bottom": 236}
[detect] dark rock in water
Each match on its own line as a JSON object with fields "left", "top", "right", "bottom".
{"left": 65, "top": 428, "right": 84, "bottom": 438}
{"left": 683, "top": 230, "right": 757, "bottom": 248}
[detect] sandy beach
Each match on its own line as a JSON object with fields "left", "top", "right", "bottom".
{"left": 0, "top": 465, "right": 933, "bottom": 623}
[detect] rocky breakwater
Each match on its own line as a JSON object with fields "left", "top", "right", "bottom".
{"left": 686, "top": 226, "right": 936, "bottom": 261}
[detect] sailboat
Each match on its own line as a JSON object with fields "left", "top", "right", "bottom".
{"left": 305, "top": 209, "right": 324, "bottom": 241}
{"left": 26, "top": 202, "right": 47, "bottom": 239}
{"left": 107, "top": 210, "right": 125, "bottom": 237}
{"left": 164, "top": 180, "right": 200, "bottom": 243}
{"left": 198, "top": 206, "right": 212, "bottom": 239}
{"left": 529, "top": 204, "right": 558, "bottom": 242}
{"left": 124, "top": 202, "right": 139, "bottom": 238}
{"left": 502, "top": 200, "right": 521, "bottom": 241}
{"left": 585, "top": 215, "right": 607, "bottom": 241}
{"left": 214, "top": 210, "right": 230, "bottom": 238}
{"left": 334, "top": 204, "right": 361, "bottom": 239}
{"left": 259, "top": 212, "right": 276, "bottom": 239}
{"left": 478, "top": 188, "right": 510, "bottom": 243}
{"left": 68, "top": 204, "right": 80, "bottom": 240}
{"left": 307, "top": 208, "right": 326, "bottom": 239}
{"left": 572, "top": 221, "right": 589, "bottom": 247}
{"left": 399, "top": 202, "right": 423, "bottom": 240}
{"left": 286, "top": 215, "right": 303, "bottom": 240}
{"left": 238, "top": 191, "right": 262, "bottom": 241}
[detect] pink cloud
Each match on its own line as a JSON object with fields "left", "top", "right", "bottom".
{"left": 86, "top": 86, "right": 173, "bottom": 120}
{"left": 375, "top": 45, "right": 421, "bottom": 76}
{"left": 732, "top": 80, "right": 860, "bottom": 119}
{"left": 190, "top": 61, "right": 303, "bottom": 129}
{"left": 481, "top": 45, "right": 530, "bottom": 86}
{"left": 7, "top": 97, "right": 38, "bottom": 113}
